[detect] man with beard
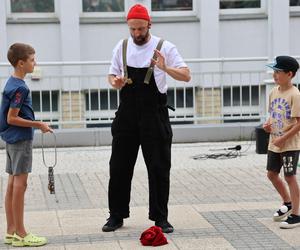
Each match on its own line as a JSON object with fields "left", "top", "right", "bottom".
{"left": 102, "top": 4, "right": 191, "bottom": 234}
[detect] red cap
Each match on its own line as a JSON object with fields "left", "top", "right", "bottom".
{"left": 127, "top": 4, "right": 150, "bottom": 21}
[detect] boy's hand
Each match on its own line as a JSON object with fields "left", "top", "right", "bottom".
{"left": 39, "top": 122, "right": 53, "bottom": 133}
{"left": 272, "top": 137, "right": 285, "bottom": 148}
{"left": 263, "top": 122, "right": 272, "bottom": 133}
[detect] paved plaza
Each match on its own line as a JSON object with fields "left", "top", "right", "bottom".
{"left": 1, "top": 141, "right": 300, "bottom": 249}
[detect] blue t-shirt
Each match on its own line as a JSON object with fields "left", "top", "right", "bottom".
{"left": 0, "top": 76, "right": 35, "bottom": 143}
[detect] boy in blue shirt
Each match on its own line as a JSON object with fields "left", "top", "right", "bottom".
{"left": 0, "top": 43, "right": 52, "bottom": 246}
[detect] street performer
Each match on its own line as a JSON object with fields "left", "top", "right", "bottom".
{"left": 102, "top": 3, "right": 191, "bottom": 234}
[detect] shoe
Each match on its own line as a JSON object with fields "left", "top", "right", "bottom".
{"left": 12, "top": 233, "right": 47, "bottom": 247}
{"left": 155, "top": 220, "right": 174, "bottom": 233}
{"left": 273, "top": 203, "right": 292, "bottom": 221}
{"left": 280, "top": 214, "right": 300, "bottom": 229}
{"left": 102, "top": 216, "right": 123, "bottom": 232}
{"left": 4, "top": 233, "right": 14, "bottom": 244}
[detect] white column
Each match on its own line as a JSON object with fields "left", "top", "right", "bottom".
{"left": 199, "top": 0, "right": 220, "bottom": 88}
{"left": 59, "top": 0, "right": 80, "bottom": 62}
{"left": 267, "top": 0, "right": 290, "bottom": 59}
{"left": 200, "top": 0, "right": 219, "bottom": 59}
{"left": 0, "top": 0, "right": 7, "bottom": 62}
{"left": 58, "top": 0, "right": 81, "bottom": 91}
{"left": 265, "top": 0, "right": 290, "bottom": 121}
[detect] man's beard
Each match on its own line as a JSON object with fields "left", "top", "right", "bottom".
{"left": 132, "top": 30, "right": 150, "bottom": 45}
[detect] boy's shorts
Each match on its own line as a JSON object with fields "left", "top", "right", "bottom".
{"left": 6, "top": 140, "right": 33, "bottom": 175}
{"left": 266, "top": 150, "right": 299, "bottom": 176}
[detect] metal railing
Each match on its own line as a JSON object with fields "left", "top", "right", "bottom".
{"left": 1, "top": 56, "right": 299, "bottom": 128}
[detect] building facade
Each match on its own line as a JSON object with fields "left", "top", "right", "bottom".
{"left": 0, "top": 0, "right": 300, "bottom": 129}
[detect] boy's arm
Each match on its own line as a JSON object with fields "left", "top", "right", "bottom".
{"left": 7, "top": 108, "right": 53, "bottom": 133}
{"left": 272, "top": 117, "right": 300, "bottom": 148}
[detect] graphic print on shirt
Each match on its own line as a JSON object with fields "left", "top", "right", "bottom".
{"left": 270, "top": 97, "right": 291, "bottom": 137}
{"left": 14, "top": 92, "right": 22, "bottom": 105}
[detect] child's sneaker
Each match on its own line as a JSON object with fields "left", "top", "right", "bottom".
{"left": 3, "top": 233, "right": 14, "bottom": 244}
{"left": 12, "top": 233, "right": 47, "bottom": 247}
{"left": 273, "top": 203, "right": 292, "bottom": 221}
{"left": 280, "top": 214, "right": 300, "bottom": 229}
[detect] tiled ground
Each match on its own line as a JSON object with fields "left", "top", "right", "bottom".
{"left": 1, "top": 142, "right": 300, "bottom": 249}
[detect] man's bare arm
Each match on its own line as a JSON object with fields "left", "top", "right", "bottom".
{"left": 164, "top": 67, "right": 191, "bottom": 82}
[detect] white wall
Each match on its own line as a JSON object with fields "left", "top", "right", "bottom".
{"left": 220, "top": 19, "right": 268, "bottom": 58}
{"left": 6, "top": 24, "right": 61, "bottom": 61}
{"left": 0, "top": 0, "right": 299, "bottom": 66}
{"left": 290, "top": 17, "right": 300, "bottom": 56}
{"left": 80, "top": 23, "right": 128, "bottom": 61}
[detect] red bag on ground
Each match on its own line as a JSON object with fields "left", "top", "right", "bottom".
{"left": 140, "top": 226, "right": 168, "bottom": 247}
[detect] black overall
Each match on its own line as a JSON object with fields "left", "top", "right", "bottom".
{"left": 108, "top": 65, "right": 173, "bottom": 222}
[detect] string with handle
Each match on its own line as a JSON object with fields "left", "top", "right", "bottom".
{"left": 41, "top": 132, "right": 57, "bottom": 197}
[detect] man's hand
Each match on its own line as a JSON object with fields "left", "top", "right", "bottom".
{"left": 110, "top": 75, "right": 126, "bottom": 89}
{"left": 151, "top": 49, "right": 167, "bottom": 71}
{"left": 150, "top": 50, "right": 191, "bottom": 82}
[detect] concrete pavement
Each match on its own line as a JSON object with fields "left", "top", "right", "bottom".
{"left": 1, "top": 141, "right": 300, "bottom": 249}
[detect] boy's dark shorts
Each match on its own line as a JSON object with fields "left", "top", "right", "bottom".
{"left": 267, "top": 150, "right": 299, "bottom": 176}
{"left": 6, "top": 140, "right": 32, "bottom": 175}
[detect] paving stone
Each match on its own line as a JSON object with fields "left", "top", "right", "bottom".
{"left": 0, "top": 142, "right": 300, "bottom": 249}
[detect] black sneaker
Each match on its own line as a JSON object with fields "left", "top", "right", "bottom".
{"left": 280, "top": 214, "right": 300, "bottom": 229}
{"left": 273, "top": 203, "right": 292, "bottom": 221}
{"left": 155, "top": 220, "right": 174, "bottom": 233}
{"left": 102, "top": 217, "right": 123, "bottom": 232}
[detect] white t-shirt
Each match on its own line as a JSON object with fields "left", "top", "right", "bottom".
{"left": 109, "top": 35, "right": 187, "bottom": 93}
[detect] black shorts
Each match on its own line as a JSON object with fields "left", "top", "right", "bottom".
{"left": 266, "top": 150, "right": 299, "bottom": 176}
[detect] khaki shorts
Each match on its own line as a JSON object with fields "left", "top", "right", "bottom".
{"left": 6, "top": 140, "right": 32, "bottom": 175}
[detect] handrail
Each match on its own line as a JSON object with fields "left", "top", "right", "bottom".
{"left": 0, "top": 56, "right": 299, "bottom": 66}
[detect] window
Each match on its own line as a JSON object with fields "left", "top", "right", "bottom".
{"left": 85, "top": 89, "right": 118, "bottom": 111}
{"left": 223, "top": 86, "right": 258, "bottom": 107}
{"left": 220, "top": 0, "right": 260, "bottom": 9}
{"left": 82, "top": 0, "right": 124, "bottom": 12}
{"left": 32, "top": 91, "right": 58, "bottom": 112}
{"left": 290, "top": 0, "right": 300, "bottom": 6}
{"left": 222, "top": 86, "right": 260, "bottom": 122}
{"left": 167, "top": 88, "right": 193, "bottom": 108}
{"left": 10, "top": 0, "right": 54, "bottom": 13}
{"left": 220, "top": 0, "right": 265, "bottom": 18}
{"left": 152, "top": 0, "right": 192, "bottom": 11}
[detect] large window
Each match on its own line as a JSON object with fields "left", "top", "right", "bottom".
{"left": 222, "top": 85, "right": 260, "bottom": 122}
{"left": 32, "top": 91, "right": 58, "bottom": 112}
{"left": 220, "top": 0, "right": 260, "bottom": 9}
{"left": 290, "top": 0, "right": 300, "bottom": 6}
{"left": 82, "top": 0, "right": 124, "bottom": 12}
{"left": 85, "top": 89, "right": 118, "bottom": 111}
{"left": 223, "top": 86, "right": 259, "bottom": 107}
{"left": 152, "top": 0, "right": 192, "bottom": 11}
{"left": 10, "top": 0, "right": 54, "bottom": 13}
{"left": 167, "top": 88, "right": 193, "bottom": 108}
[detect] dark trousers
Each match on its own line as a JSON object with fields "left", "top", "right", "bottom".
{"left": 108, "top": 110, "right": 172, "bottom": 222}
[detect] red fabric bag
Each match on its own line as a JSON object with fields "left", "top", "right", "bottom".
{"left": 140, "top": 226, "right": 168, "bottom": 247}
